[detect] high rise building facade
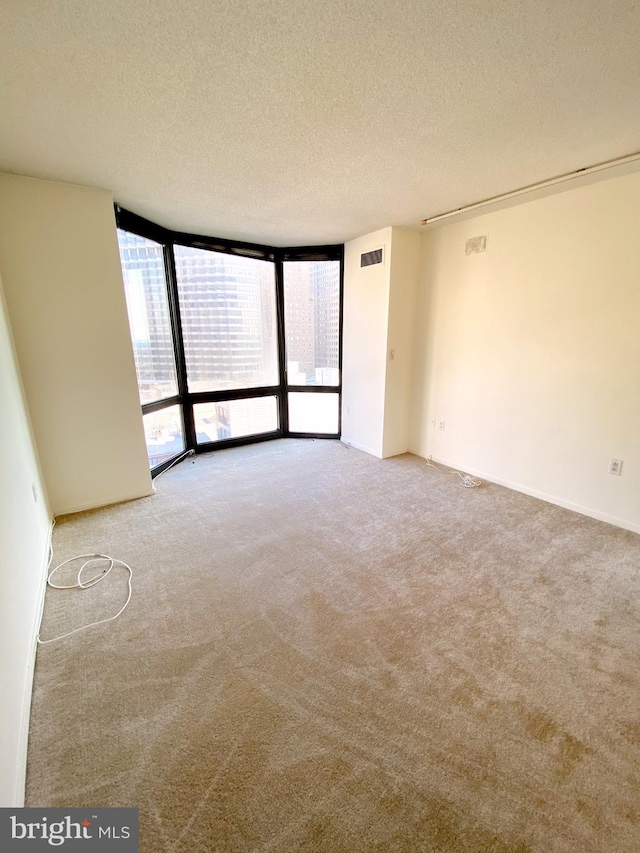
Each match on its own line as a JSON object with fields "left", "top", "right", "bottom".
{"left": 310, "top": 260, "right": 340, "bottom": 385}
{"left": 173, "top": 245, "right": 279, "bottom": 393}
{"left": 283, "top": 260, "right": 340, "bottom": 386}
{"left": 118, "top": 230, "right": 177, "bottom": 405}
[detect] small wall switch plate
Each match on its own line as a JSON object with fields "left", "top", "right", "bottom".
{"left": 608, "top": 458, "right": 623, "bottom": 476}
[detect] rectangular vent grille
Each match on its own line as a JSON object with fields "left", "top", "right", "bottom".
{"left": 361, "top": 248, "right": 383, "bottom": 267}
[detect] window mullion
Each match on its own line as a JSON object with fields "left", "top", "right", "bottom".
{"left": 163, "top": 243, "right": 195, "bottom": 450}
{"left": 274, "top": 249, "right": 289, "bottom": 435}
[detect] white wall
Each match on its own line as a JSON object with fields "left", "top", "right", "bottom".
{"left": 0, "top": 174, "right": 152, "bottom": 515}
{"left": 382, "top": 229, "right": 421, "bottom": 458}
{"left": 342, "top": 227, "right": 393, "bottom": 457}
{"left": 343, "top": 227, "right": 421, "bottom": 458}
{"left": 0, "top": 275, "right": 51, "bottom": 806}
{"left": 410, "top": 171, "right": 640, "bottom": 532}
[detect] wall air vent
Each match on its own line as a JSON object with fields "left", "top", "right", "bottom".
{"left": 360, "top": 248, "right": 383, "bottom": 267}
{"left": 465, "top": 235, "right": 487, "bottom": 255}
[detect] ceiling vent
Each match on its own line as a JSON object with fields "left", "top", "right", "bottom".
{"left": 360, "top": 248, "right": 383, "bottom": 267}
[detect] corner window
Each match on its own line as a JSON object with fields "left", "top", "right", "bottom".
{"left": 116, "top": 208, "right": 343, "bottom": 471}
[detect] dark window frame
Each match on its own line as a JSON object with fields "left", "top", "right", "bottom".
{"left": 115, "top": 206, "right": 344, "bottom": 475}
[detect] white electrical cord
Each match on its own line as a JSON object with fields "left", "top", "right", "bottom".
{"left": 37, "top": 553, "right": 133, "bottom": 645}
{"left": 152, "top": 448, "right": 195, "bottom": 488}
{"left": 426, "top": 456, "right": 482, "bottom": 488}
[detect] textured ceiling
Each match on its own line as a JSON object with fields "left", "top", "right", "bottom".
{"left": 2, "top": 0, "right": 640, "bottom": 246}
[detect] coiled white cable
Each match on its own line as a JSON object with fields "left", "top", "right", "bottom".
{"left": 37, "top": 553, "right": 133, "bottom": 645}
{"left": 426, "top": 456, "right": 482, "bottom": 488}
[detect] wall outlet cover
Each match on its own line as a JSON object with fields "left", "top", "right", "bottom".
{"left": 608, "top": 458, "right": 623, "bottom": 475}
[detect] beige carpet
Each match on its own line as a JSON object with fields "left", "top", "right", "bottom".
{"left": 27, "top": 439, "right": 640, "bottom": 852}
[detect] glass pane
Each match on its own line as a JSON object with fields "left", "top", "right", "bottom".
{"left": 117, "top": 230, "right": 179, "bottom": 405}
{"left": 284, "top": 260, "right": 340, "bottom": 386}
{"left": 174, "top": 246, "right": 279, "bottom": 393}
{"left": 194, "top": 396, "right": 278, "bottom": 444}
{"left": 288, "top": 392, "right": 339, "bottom": 434}
{"left": 142, "top": 406, "right": 185, "bottom": 469}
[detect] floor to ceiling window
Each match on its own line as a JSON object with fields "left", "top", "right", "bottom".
{"left": 173, "top": 245, "right": 281, "bottom": 445}
{"left": 117, "top": 229, "right": 185, "bottom": 470}
{"left": 116, "top": 207, "right": 343, "bottom": 474}
{"left": 283, "top": 259, "right": 341, "bottom": 435}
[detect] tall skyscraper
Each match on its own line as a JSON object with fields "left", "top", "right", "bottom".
{"left": 311, "top": 260, "right": 340, "bottom": 384}
{"left": 283, "top": 260, "right": 340, "bottom": 385}
{"left": 173, "top": 245, "right": 278, "bottom": 393}
{"left": 118, "top": 230, "right": 178, "bottom": 405}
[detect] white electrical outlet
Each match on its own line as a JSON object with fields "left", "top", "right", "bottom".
{"left": 31, "top": 483, "right": 38, "bottom": 503}
{"left": 608, "top": 458, "right": 623, "bottom": 476}
{"left": 438, "top": 420, "right": 446, "bottom": 431}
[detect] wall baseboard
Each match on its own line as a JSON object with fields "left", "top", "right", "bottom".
{"left": 340, "top": 438, "right": 383, "bottom": 458}
{"left": 381, "top": 445, "right": 410, "bottom": 460}
{"left": 54, "top": 488, "right": 155, "bottom": 518}
{"left": 418, "top": 452, "right": 640, "bottom": 535}
{"left": 13, "top": 518, "right": 53, "bottom": 807}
